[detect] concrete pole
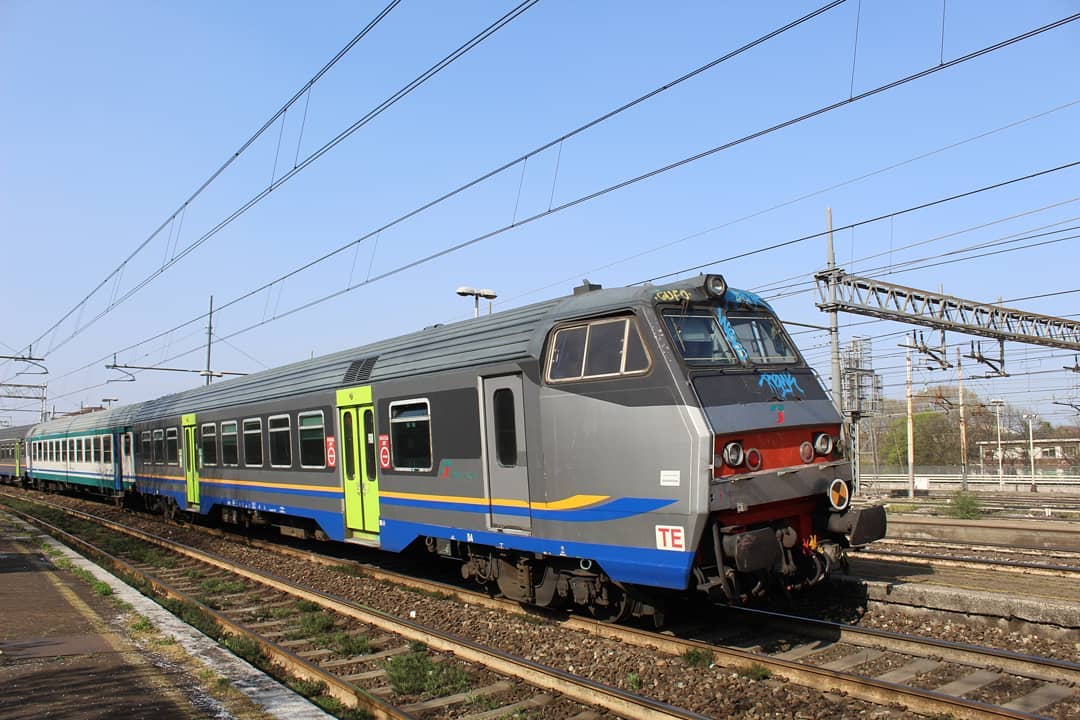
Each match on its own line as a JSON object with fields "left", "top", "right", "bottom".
{"left": 1026, "top": 414, "right": 1038, "bottom": 492}
{"left": 994, "top": 404, "right": 1003, "bottom": 490}
{"left": 906, "top": 334, "right": 915, "bottom": 498}
{"left": 957, "top": 348, "right": 967, "bottom": 491}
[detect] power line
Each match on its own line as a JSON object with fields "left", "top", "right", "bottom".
{"left": 9, "top": 0, "right": 401, "bottom": 365}
{"left": 15, "top": 0, "right": 538, "bottom": 362}
{"left": 22, "top": 10, "right": 1080, "bottom": 412}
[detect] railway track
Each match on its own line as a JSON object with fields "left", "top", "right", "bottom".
{"left": 886, "top": 515, "right": 1080, "bottom": 552}
{"left": 4, "top": 489, "right": 1078, "bottom": 719}
{"left": 0, "top": 501, "right": 703, "bottom": 720}
{"left": 850, "top": 541, "right": 1080, "bottom": 578}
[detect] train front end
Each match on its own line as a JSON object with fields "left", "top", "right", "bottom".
{"left": 657, "top": 275, "right": 886, "bottom": 604}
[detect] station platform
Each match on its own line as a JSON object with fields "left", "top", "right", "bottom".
{"left": 0, "top": 523, "right": 201, "bottom": 720}
{"left": 0, "top": 511, "right": 331, "bottom": 720}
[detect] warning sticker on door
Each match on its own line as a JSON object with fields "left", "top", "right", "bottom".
{"left": 325, "top": 436, "right": 337, "bottom": 468}
{"left": 378, "top": 434, "right": 391, "bottom": 469}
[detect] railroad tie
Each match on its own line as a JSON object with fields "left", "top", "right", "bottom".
{"left": 821, "top": 648, "right": 884, "bottom": 672}
{"left": 1001, "top": 683, "right": 1074, "bottom": 714}
{"left": 933, "top": 669, "right": 1000, "bottom": 697}
{"left": 874, "top": 658, "right": 941, "bottom": 684}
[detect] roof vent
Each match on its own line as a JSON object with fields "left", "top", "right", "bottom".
{"left": 343, "top": 356, "right": 377, "bottom": 384}
{"left": 573, "top": 279, "right": 602, "bottom": 295}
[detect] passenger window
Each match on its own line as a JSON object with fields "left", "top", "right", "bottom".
{"left": 201, "top": 424, "right": 217, "bottom": 466}
{"left": 342, "top": 412, "right": 356, "bottom": 481}
{"left": 268, "top": 415, "right": 292, "bottom": 468}
{"left": 68, "top": 439, "right": 75, "bottom": 462}
{"left": 492, "top": 389, "right": 517, "bottom": 467}
{"left": 243, "top": 419, "right": 263, "bottom": 467}
{"left": 92, "top": 436, "right": 101, "bottom": 463}
{"left": 221, "top": 422, "right": 239, "bottom": 466}
{"left": 299, "top": 412, "right": 325, "bottom": 468}
{"left": 152, "top": 430, "right": 164, "bottom": 464}
{"left": 141, "top": 432, "right": 152, "bottom": 462}
{"left": 390, "top": 401, "right": 431, "bottom": 471}
{"left": 103, "top": 435, "right": 112, "bottom": 464}
{"left": 363, "top": 410, "right": 377, "bottom": 479}
{"left": 548, "top": 326, "right": 587, "bottom": 380}
{"left": 77, "top": 438, "right": 85, "bottom": 463}
{"left": 123, "top": 433, "right": 132, "bottom": 458}
{"left": 165, "top": 428, "right": 179, "bottom": 465}
{"left": 546, "top": 316, "right": 652, "bottom": 383}
{"left": 583, "top": 319, "right": 626, "bottom": 376}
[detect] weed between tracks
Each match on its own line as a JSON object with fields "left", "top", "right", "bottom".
{"left": 945, "top": 491, "right": 983, "bottom": 520}
{"left": 384, "top": 642, "right": 471, "bottom": 697}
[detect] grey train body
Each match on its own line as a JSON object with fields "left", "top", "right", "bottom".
{"left": 1, "top": 275, "right": 886, "bottom": 621}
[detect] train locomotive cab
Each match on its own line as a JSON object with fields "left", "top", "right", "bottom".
{"left": 658, "top": 275, "right": 886, "bottom": 604}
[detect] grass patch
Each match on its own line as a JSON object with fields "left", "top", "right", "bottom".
{"left": 682, "top": 648, "right": 711, "bottom": 667}
{"left": 737, "top": 663, "right": 772, "bottom": 681}
{"left": 945, "top": 491, "right": 982, "bottom": 520}
{"left": 296, "top": 599, "right": 321, "bottom": 613}
{"left": 285, "top": 611, "right": 337, "bottom": 640}
{"left": 385, "top": 648, "right": 470, "bottom": 697}
{"left": 315, "top": 631, "right": 370, "bottom": 656}
{"left": 184, "top": 568, "right": 206, "bottom": 580}
{"left": 199, "top": 578, "right": 247, "bottom": 595}
{"left": 130, "top": 615, "right": 154, "bottom": 633}
{"left": 221, "top": 633, "right": 268, "bottom": 668}
{"left": 626, "top": 673, "right": 642, "bottom": 691}
{"left": 886, "top": 503, "right": 919, "bottom": 513}
{"left": 330, "top": 563, "right": 367, "bottom": 578}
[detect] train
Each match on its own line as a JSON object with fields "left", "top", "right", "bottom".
{"left": 0, "top": 274, "right": 886, "bottom": 622}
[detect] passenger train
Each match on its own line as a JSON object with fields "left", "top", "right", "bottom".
{"left": 0, "top": 275, "right": 886, "bottom": 622}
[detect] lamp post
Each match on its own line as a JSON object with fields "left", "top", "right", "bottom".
{"left": 990, "top": 399, "right": 1004, "bottom": 490}
{"left": 456, "top": 286, "right": 497, "bottom": 318}
{"left": 1023, "top": 413, "right": 1038, "bottom": 492}
{"left": 102, "top": 397, "right": 119, "bottom": 409}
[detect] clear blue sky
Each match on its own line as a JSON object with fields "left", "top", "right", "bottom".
{"left": 1, "top": 1, "right": 1078, "bottom": 430}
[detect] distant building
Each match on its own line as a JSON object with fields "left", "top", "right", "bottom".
{"left": 976, "top": 438, "right": 1080, "bottom": 474}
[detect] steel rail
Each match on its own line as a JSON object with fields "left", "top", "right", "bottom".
{"left": 2, "top": 496, "right": 708, "bottom": 720}
{"left": 4, "top": 491, "right": 1073, "bottom": 719}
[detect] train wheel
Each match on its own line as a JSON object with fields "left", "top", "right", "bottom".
{"left": 588, "top": 583, "right": 631, "bottom": 623}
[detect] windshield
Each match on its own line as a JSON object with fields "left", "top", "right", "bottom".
{"left": 662, "top": 312, "right": 739, "bottom": 365}
{"left": 728, "top": 314, "right": 798, "bottom": 364}
{"left": 662, "top": 309, "right": 798, "bottom": 366}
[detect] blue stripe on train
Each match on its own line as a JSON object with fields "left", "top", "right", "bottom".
{"left": 379, "top": 495, "right": 676, "bottom": 522}
{"left": 379, "top": 517, "right": 694, "bottom": 590}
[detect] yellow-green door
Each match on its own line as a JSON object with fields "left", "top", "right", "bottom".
{"left": 15, "top": 440, "right": 21, "bottom": 477}
{"left": 182, "top": 414, "right": 200, "bottom": 507}
{"left": 337, "top": 385, "right": 379, "bottom": 537}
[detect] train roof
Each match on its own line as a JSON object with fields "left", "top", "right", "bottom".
{"left": 30, "top": 276, "right": 752, "bottom": 430}
{"left": 0, "top": 423, "right": 36, "bottom": 442}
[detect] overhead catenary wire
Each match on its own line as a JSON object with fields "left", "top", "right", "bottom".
{"left": 20, "top": 10, "right": 1080, "bottom": 413}
{"left": 496, "top": 98, "right": 1080, "bottom": 309}
{"left": 13, "top": 0, "right": 538, "bottom": 362}
{"left": 7, "top": 0, "right": 401, "bottom": 366}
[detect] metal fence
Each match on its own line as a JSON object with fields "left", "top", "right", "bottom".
{"left": 859, "top": 468, "right": 1080, "bottom": 495}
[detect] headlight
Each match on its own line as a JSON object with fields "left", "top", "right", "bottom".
{"left": 704, "top": 274, "right": 727, "bottom": 298}
{"left": 799, "top": 441, "right": 815, "bottom": 464}
{"left": 813, "top": 432, "right": 834, "bottom": 456}
{"left": 722, "top": 441, "right": 744, "bottom": 467}
{"left": 745, "top": 447, "right": 762, "bottom": 471}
